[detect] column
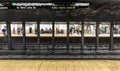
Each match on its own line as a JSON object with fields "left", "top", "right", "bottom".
{"left": 52, "top": 21, "right": 55, "bottom": 53}
{"left": 37, "top": 21, "right": 40, "bottom": 49}
{"left": 110, "top": 22, "right": 114, "bottom": 50}
{"left": 95, "top": 22, "right": 99, "bottom": 50}
{"left": 81, "top": 21, "right": 84, "bottom": 51}
{"left": 7, "top": 21, "right": 12, "bottom": 50}
{"left": 22, "top": 21, "right": 26, "bottom": 50}
{"left": 67, "top": 21, "right": 69, "bottom": 53}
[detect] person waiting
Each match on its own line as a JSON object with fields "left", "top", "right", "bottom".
{"left": 69, "top": 27, "right": 74, "bottom": 35}
{"left": 45, "top": 28, "right": 48, "bottom": 33}
{"left": 17, "top": 27, "right": 21, "bottom": 35}
{"left": 13, "top": 27, "right": 15, "bottom": 34}
{"left": 56, "top": 28, "right": 59, "bottom": 34}
{"left": 35, "top": 27, "right": 37, "bottom": 34}
{"left": 2, "top": 27, "right": 7, "bottom": 36}
{"left": 61, "top": 29, "right": 64, "bottom": 34}
{"left": 40, "top": 28, "right": 44, "bottom": 34}
{"left": 49, "top": 28, "right": 52, "bottom": 33}
{"left": 29, "top": 27, "right": 32, "bottom": 34}
{"left": 77, "top": 25, "right": 81, "bottom": 35}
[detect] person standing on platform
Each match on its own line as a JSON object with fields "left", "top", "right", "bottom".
{"left": 2, "top": 26, "right": 7, "bottom": 36}
{"left": 77, "top": 25, "right": 81, "bottom": 35}
{"left": 13, "top": 27, "right": 15, "bottom": 34}
{"left": 69, "top": 27, "right": 73, "bottom": 35}
{"left": 2, "top": 26, "right": 7, "bottom": 42}
{"left": 45, "top": 28, "right": 48, "bottom": 33}
{"left": 35, "top": 27, "right": 37, "bottom": 35}
{"left": 49, "top": 28, "right": 52, "bottom": 33}
{"left": 17, "top": 27, "right": 21, "bottom": 35}
{"left": 56, "top": 28, "right": 59, "bottom": 34}
{"left": 29, "top": 27, "right": 32, "bottom": 34}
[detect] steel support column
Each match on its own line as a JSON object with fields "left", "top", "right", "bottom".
{"left": 37, "top": 21, "right": 40, "bottom": 49}
{"left": 7, "top": 21, "right": 12, "bottom": 50}
{"left": 22, "top": 21, "right": 26, "bottom": 50}
{"left": 110, "top": 22, "right": 114, "bottom": 50}
{"left": 67, "top": 21, "right": 70, "bottom": 53}
{"left": 95, "top": 22, "right": 99, "bottom": 50}
{"left": 52, "top": 21, "right": 55, "bottom": 53}
{"left": 81, "top": 21, "right": 84, "bottom": 52}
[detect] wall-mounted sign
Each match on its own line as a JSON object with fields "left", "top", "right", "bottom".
{"left": 0, "top": 2, "right": 9, "bottom": 9}
{"left": 0, "top": 2, "right": 90, "bottom": 9}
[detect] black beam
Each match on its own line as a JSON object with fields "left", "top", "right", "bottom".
{"left": 22, "top": 21, "right": 26, "bottom": 50}
{"left": 95, "top": 22, "right": 99, "bottom": 50}
{"left": 37, "top": 21, "right": 40, "bottom": 49}
{"left": 52, "top": 21, "right": 55, "bottom": 53}
{"left": 81, "top": 21, "right": 84, "bottom": 51}
{"left": 67, "top": 21, "right": 69, "bottom": 53}
{"left": 7, "top": 21, "right": 12, "bottom": 50}
{"left": 110, "top": 22, "right": 114, "bottom": 50}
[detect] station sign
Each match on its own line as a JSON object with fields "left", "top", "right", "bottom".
{"left": 0, "top": 2, "right": 9, "bottom": 9}
{"left": 0, "top": 2, "right": 90, "bottom": 9}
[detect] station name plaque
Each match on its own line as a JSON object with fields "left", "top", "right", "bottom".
{"left": 0, "top": 2, "right": 90, "bottom": 9}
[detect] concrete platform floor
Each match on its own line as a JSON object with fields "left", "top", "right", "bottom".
{"left": 0, "top": 60, "right": 120, "bottom": 71}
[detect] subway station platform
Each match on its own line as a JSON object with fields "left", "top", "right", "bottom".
{"left": 0, "top": 60, "right": 119, "bottom": 71}
{"left": 0, "top": 0, "right": 120, "bottom": 59}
